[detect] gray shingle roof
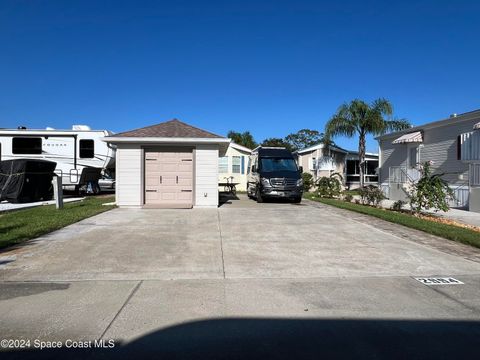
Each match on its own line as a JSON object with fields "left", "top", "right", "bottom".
{"left": 113, "top": 119, "right": 225, "bottom": 138}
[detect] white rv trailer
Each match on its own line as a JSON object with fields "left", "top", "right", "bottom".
{"left": 0, "top": 125, "right": 116, "bottom": 189}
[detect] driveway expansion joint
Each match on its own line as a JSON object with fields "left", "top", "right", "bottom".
{"left": 217, "top": 210, "right": 226, "bottom": 279}
{"left": 99, "top": 280, "right": 143, "bottom": 339}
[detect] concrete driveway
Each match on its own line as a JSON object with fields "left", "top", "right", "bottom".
{"left": 2, "top": 195, "right": 480, "bottom": 358}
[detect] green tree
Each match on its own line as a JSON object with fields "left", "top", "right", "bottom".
{"left": 285, "top": 129, "right": 325, "bottom": 152}
{"left": 227, "top": 130, "right": 258, "bottom": 149}
{"left": 325, "top": 98, "right": 410, "bottom": 187}
{"left": 261, "top": 137, "right": 293, "bottom": 151}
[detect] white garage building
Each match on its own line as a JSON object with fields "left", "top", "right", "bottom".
{"left": 104, "top": 119, "right": 230, "bottom": 208}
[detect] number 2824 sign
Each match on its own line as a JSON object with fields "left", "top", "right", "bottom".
{"left": 415, "top": 277, "right": 464, "bottom": 285}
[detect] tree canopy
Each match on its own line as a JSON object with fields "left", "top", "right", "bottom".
{"left": 325, "top": 98, "right": 410, "bottom": 187}
{"left": 260, "top": 137, "right": 293, "bottom": 151}
{"left": 227, "top": 130, "right": 258, "bottom": 149}
{"left": 284, "top": 129, "right": 325, "bottom": 152}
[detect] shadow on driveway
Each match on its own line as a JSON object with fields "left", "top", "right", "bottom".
{"left": 4, "top": 318, "right": 480, "bottom": 359}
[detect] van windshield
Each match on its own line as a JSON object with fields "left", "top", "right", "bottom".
{"left": 260, "top": 158, "right": 298, "bottom": 172}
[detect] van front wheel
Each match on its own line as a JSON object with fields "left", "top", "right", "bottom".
{"left": 256, "top": 188, "right": 264, "bottom": 203}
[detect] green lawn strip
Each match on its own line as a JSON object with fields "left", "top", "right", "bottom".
{"left": 0, "top": 196, "right": 116, "bottom": 249}
{"left": 304, "top": 194, "right": 480, "bottom": 249}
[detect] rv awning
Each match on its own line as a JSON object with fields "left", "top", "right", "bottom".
{"left": 474, "top": 122, "right": 480, "bottom": 130}
{"left": 392, "top": 131, "right": 423, "bottom": 144}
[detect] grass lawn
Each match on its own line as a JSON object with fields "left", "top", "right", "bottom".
{"left": 304, "top": 193, "right": 480, "bottom": 249}
{"left": 0, "top": 196, "right": 115, "bottom": 250}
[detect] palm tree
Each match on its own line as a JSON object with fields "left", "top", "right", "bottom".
{"left": 325, "top": 98, "right": 410, "bottom": 188}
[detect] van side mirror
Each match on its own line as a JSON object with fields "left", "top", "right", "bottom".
{"left": 299, "top": 166, "right": 303, "bottom": 173}
{"left": 252, "top": 166, "right": 257, "bottom": 173}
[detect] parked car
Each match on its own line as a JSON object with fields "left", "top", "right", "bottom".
{"left": 99, "top": 174, "right": 115, "bottom": 191}
{"left": 247, "top": 146, "right": 303, "bottom": 203}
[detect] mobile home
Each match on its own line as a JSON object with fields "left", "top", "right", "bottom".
{"left": 377, "top": 109, "right": 480, "bottom": 211}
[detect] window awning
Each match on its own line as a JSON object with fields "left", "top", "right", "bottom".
{"left": 474, "top": 122, "right": 480, "bottom": 130}
{"left": 392, "top": 131, "right": 423, "bottom": 144}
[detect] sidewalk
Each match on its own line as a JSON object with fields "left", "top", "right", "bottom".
{"left": 0, "top": 197, "right": 85, "bottom": 213}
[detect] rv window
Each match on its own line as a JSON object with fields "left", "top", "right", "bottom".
{"left": 80, "top": 139, "right": 95, "bottom": 158}
{"left": 12, "top": 137, "right": 42, "bottom": 154}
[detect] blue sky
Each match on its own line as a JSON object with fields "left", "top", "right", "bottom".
{"left": 1, "top": 0, "right": 479, "bottom": 152}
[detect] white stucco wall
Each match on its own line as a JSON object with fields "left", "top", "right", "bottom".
{"left": 195, "top": 144, "right": 219, "bottom": 208}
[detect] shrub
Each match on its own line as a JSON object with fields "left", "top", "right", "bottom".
{"left": 408, "top": 161, "right": 454, "bottom": 213}
{"left": 315, "top": 173, "right": 343, "bottom": 198}
{"left": 343, "top": 193, "right": 353, "bottom": 202}
{"left": 358, "top": 185, "right": 385, "bottom": 207}
{"left": 301, "top": 172, "right": 314, "bottom": 192}
{"left": 391, "top": 200, "right": 406, "bottom": 211}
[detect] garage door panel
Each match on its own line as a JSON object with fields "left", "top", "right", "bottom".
{"left": 177, "top": 177, "right": 192, "bottom": 186}
{"left": 145, "top": 153, "right": 160, "bottom": 160}
{"left": 146, "top": 176, "right": 160, "bottom": 186}
{"left": 162, "top": 164, "right": 178, "bottom": 172}
{"left": 145, "top": 150, "right": 194, "bottom": 207}
{"left": 161, "top": 176, "right": 177, "bottom": 186}
{"left": 145, "top": 190, "right": 160, "bottom": 201}
{"left": 161, "top": 192, "right": 176, "bottom": 201}
{"left": 178, "top": 191, "right": 193, "bottom": 201}
{"left": 178, "top": 163, "right": 192, "bottom": 172}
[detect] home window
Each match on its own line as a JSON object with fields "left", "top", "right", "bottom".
{"left": 12, "top": 137, "right": 42, "bottom": 154}
{"left": 79, "top": 139, "right": 95, "bottom": 158}
{"left": 218, "top": 157, "right": 228, "bottom": 173}
{"left": 232, "top": 156, "right": 241, "bottom": 173}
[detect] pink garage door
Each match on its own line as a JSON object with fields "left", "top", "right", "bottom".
{"left": 144, "top": 150, "right": 193, "bottom": 208}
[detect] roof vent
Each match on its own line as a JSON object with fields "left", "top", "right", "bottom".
{"left": 72, "top": 125, "right": 91, "bottom": 131}
{"left": 450, "top": 113, "right": 457, "bottom": 118}
{"left": 46, "top": 127, "right": 55, "bottom": 130}
{"left": 17, "top": 126, "right": 27, "bottom": 130}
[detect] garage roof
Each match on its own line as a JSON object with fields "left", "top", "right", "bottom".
{"left": 113, "top": 119, "right": 224, "bottom": 138}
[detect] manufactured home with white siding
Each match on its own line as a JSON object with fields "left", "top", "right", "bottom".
{"left": 218, "top": 142, "right": 252, "bottom": 192}
{"left": 104, "top": 119, "right": 230, "bottom": 208}
{"left": 376, "top": 109, "right": 480, "bottom": 211}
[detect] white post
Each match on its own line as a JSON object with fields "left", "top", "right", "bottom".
{"left": 52, "top": 175, "right": 64, "bottom": 209}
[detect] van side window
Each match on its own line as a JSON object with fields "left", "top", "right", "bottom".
{"left": 12, "top": 137, "right": 42, "bottom": 154}
{"left": 79, "top": 139, "right": 95, "bottom": 158}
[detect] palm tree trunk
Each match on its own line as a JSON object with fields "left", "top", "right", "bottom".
{"left": 358, "top": 133, "right": 366, "bottom": 188}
